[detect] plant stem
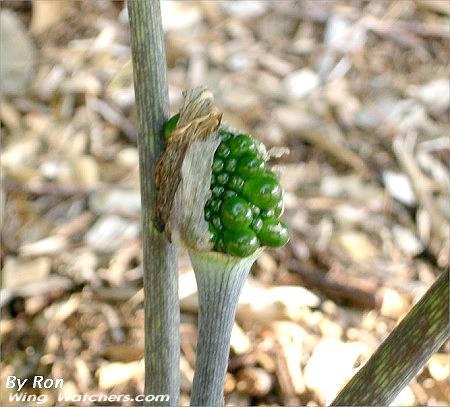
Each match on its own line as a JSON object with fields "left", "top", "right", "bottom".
{"left": 333, "top": 270, "right": 449, "bottom": 406}
{"left": 127, "top": 1, "right": 179, "bottom": 405}
{"left": 189, "top": 250, "right": 261, "bottom": 406}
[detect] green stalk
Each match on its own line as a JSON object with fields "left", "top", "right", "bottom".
{"left": 333, "top": 270, "right": 449, "bottom": 406}
{"left": 127, "top": 1, "right": 179, "bottom": 405}
{"left": 189, "top": 249, "right": 262, "bottom": 406}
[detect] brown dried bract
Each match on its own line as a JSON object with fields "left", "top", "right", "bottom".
{"left": 155, "top": 87, "right": 222, "bottom": 234}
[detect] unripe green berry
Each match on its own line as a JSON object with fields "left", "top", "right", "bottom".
{"left": 212, "top": 216, "right": 223, "bottom": 231}
{"left": 243, "top": 176, "right": 282, "bottom": 210}
{"left": 237, "top": 155, "right": 264, "bottom": 176}
{"left": 219, "top": 129, "right": 232, "bottom": 142}
{"left": 223, "top": 228, "right": 259, "bottom": 257}
{"left": 212, "top": 158, "right": 224, "bottom": 173}
{"left": 220, "top": 196, "right": 252, "bottom": 228}
{"left": 205, "top": 208, "right": 213, "bottom": 221}
{"left": 224, "top": 158, "right": 237, "bottom": 173}
{"left": 215, "top": 144, "right": 231, "bottom": 159}
{"left": 257, "top": 219, "right": 289, "bottom": 247}
{"left": 260, "top": 208, "right": 275, "bottom": 219}
{"left": 228, "top": 175, "right": 245, "bottom": 192}
{"left": 228, "top": 134, "right": 257, "bottom": 157}
{"left": 212, "top": 186, "right": 224, "bottom": 198}
{"left": 273, "top": 199, "right": 284, "bottom": 217}
{"left": 223, "top": 189, "right": 238, "bottom": 199}
{"left": 260, "top": 168, "right": 278, "bottom": 180}
{"left": 209, "top": 199, "right": 221, "bottom": 213}
{"left": 216, "top": 173, "right": 229, "bottom": 186}
{"left": 251, "top": 217, "right": 263, "bottom": 232}
{"left": 250, "top": 204, "right": 260, "bottom": 216}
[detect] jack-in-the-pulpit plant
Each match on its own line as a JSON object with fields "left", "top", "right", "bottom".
{"left": 156, "top": 87, "right": 289, "bottom": 406}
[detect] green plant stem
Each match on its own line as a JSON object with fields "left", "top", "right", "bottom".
{"left": 332, "top": 270, "right": 449, "bottom": 406}
{"left": 189, "top": 249, "right": 261, "bottom": 406}
{"left": 127, "top": 1, "right": 179, "bottom": 405}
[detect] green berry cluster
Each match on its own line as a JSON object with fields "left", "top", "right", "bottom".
{"left": 205, "top": 129, "right": 289, "bottom": 257}
{"left": 162, "top": 115, "right": 289, "bottom": 258}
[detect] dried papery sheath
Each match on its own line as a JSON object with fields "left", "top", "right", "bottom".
{"left": 155, "top": 87, "right": 222, "bottom": 249}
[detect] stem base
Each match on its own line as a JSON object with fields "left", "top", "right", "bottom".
{"left": 189, "top": 249, "right": 261, "bottom": 406}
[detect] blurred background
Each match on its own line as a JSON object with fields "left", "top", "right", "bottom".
{"left": 1, "top": 1, "right": 449, "bottom": 406}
